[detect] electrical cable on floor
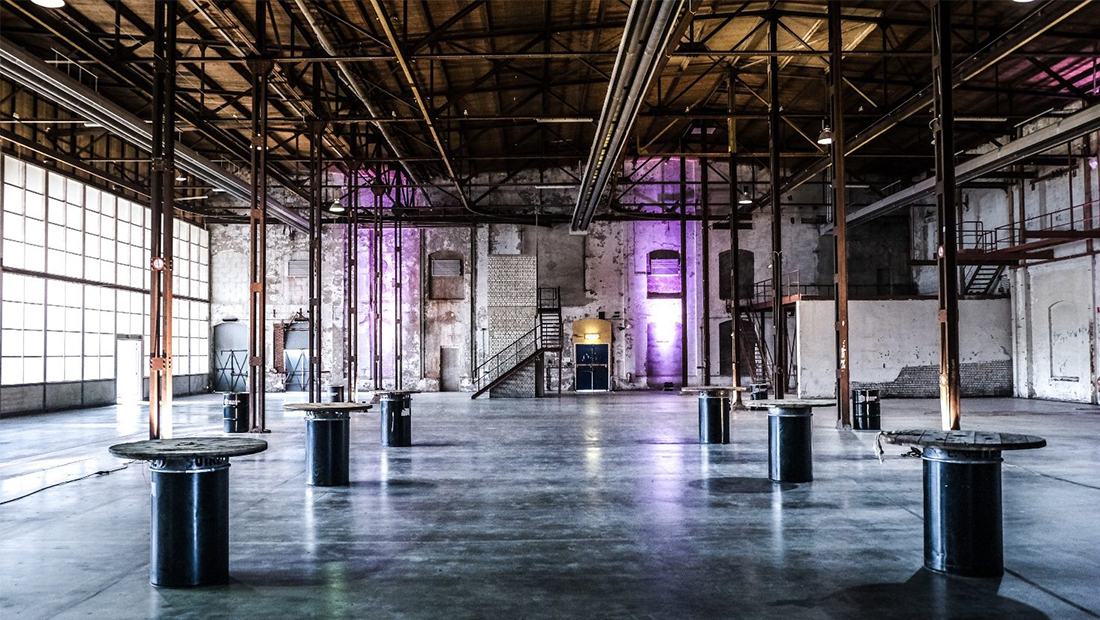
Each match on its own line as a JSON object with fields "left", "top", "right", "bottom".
{"left": 1003, "top": 462, "right": 1100, "bottom": 492}
{"left": 0, "top": 460, "right": 138, "bottom": 506}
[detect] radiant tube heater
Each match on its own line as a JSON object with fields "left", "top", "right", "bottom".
{"left": 570, "top": 0, "right": 689, "bottom": 232}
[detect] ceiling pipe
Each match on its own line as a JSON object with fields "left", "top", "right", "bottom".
{"left": 571, "top": 0, "right": 694, "bottom": 231}
{"left": 0, "top": 37, "right": 309, "bottom": 232}
{"left": 840, "top": 103, "right": 1100, "bottom": 226}
{"left": 291, "top": 0, "right": 430, "bottom": 201}
{"left": 366, "top": 0, "right": 486, "bottom": 217}
{"left": 748, "top": 0, "right": 1093, "bottom": 213}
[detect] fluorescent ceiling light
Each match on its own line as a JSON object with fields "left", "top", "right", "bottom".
{"left": 176, "top": 194, "right": 209, "bottom": 202}
{"left": 534, "top": 117, "right": 593, "bottom": 124}
{"left": 535, "top": 184, "right": 577, "bottom": 190}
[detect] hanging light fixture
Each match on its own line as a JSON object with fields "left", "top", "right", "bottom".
{"left": 817, "top": 126, "right": 834, "bottom": 146}
{"left": 738, "top": 184, "right": 753, "bottom": 205}
{"left": 327, "top": 199, "right": 346, "bottom": 214}
{"left": 32, "top": 0, "right": 65, "bottom": 8}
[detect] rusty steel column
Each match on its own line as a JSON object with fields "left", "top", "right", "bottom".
{"left": 346, "top": 162, "right": 359, "bottom": 402}
{"left": 727, "top": 73, "right": 743, "bottom": 397}
{"left": 829, "top": 2, "right": 851, "bottom": 429}
{"left": 372, "top": 168, "right": 384, "bottom": 390}
{"left": 308, "top": 63, "right": 324, "bottom": 403}
{"left": 768, "top": 17, "right": 786, "bottom": 399}
{"left": 394, "top": 173, "right": 403, "bottom": 391}
{"left": 701, "top": 127, "right": 712, "bottom": 385}
{"left": 680, "top": 153, "right": 689, "bottom": 388}
{"left": 247, "top": 0, "right": 270, "bottom": 432}
{"left": 932, "top": 1, "right": 962, "bottom": 430}
{"left": 148, "top": 0, "right": 177, "bottom": 439}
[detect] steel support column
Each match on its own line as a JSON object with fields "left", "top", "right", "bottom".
{"left": 701, "top": 128, "right": 712, "bottom": 384}
{"left": 148, "top": 0, "right": 177, "bottom": 439}
{"left": 247, "top": 0, "right": 270, "bottom": 432}
{"left": 728, "top": 73, "right": 743, "bottom": 397}
{"left": 372, "top": 169, "right": 384, "bottom": 390}
{"left": 308, "top": 63, "right": 324, "bottom": 403}
{"left": 346, "top": 162, "right": 359, "bottom": 402}
{"left": 768, "top": 18, "right": 785, "bottom": 399}
{"left": 932, "top": 1, "right": 962, "bottom": 430}
{"left": 394, "top": 174, "right": 403, "bottom": 391}
{"left": 680, "top": 153, "right": 689, "bottom": 388}
{"left": 829, "top": 2, "right": 851, "bottom": 429}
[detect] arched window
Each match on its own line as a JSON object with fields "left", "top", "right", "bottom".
{"left": 647, "top": 249, "right": 681, "bottom": 298}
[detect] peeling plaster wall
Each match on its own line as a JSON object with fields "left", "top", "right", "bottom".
{"left": 210, "top": 223, "right": 346, "bottom": 392}
{"left": 795, "top": 298, "right": 1014, "bottom": 398}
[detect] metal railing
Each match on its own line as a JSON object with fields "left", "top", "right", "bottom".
{"left": 960, "top": 200, "right": 1100, "bottom": 253}
{"left": 747, "top": 270, "right": 831, "bottom": 306}
{"left": 473, "top": 287, "right": 563, "bottom": 395}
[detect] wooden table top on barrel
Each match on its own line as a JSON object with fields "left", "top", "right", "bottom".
{"left": 680, "top": 386, "right": 748, "bottom": 394}
{"left": 878, "top": 429, "right": 1047, "bottom": 451}
{"left": 109, "top": 437, "right": 269, "bottom": 461}
{"left": 745, "top": 399, "right": 836, "bottom": 410}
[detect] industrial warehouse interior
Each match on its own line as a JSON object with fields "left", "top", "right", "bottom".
{"left": 1, "top": 0, "right": 1099, "bottom": 618}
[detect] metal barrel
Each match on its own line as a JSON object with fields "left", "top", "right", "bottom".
{"left": 325, "top": 385, "right": 345, "bottom": 403}
{"left": 852, "top": 388, "right": 881, "bottom": 431}
{"left": 150, "top": 459, "right": 230, "bottom": 587}
{"left": 698, "top": 392, "right": 730, "bottom": 444}
{"left": 222, "top": 392, "right": 249, "bottom": 433}
{"left": 750, "top": 384, "right": 769, "bottom": 401}
{"left": 922, "top": 447, "right": 1004, "bottom": 577}
{"left": 767, "top": 408, "right": 813, "bottom": 482}
{"left": 380, "top": 394, "right": 412, "bottom": 447}
{"left": 305, "top": 415, "right": 350, "bottom": 486}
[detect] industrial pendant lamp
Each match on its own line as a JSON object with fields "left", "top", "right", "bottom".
{"left": 32, "top": 0, "right": 66, "bottom": 8}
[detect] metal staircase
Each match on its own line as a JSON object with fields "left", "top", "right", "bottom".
{"left": 471, "top": 287, "right": 563, "bottom": 399}
{"left": 736, "top": 310, "right": 772, "bottom": 386}
{"left": 959, "top": 220, "right": 1006, "bottom": 295}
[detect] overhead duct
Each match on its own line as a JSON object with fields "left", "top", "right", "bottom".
{"left": 843, "top": 103, "right": 1100, "bottom": 226}
{"left": 570, "top": 0, "right": 692, "bottom": 231}
{"left": 0, "top": 37, "right": 309, "bottom": 232}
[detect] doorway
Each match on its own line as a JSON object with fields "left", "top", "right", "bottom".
{"left": 440, "top": 346, "right": 462, "bottom": 391}
{"left": 116, "top": 338, "right": 143, "bottom": 404}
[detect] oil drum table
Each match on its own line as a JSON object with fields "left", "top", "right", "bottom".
{"left": 681, "top": 386, "right": 747, "bottom": 444}
{"left": 370, "top": 390, "right": 419, "bottom": 447}
{"left": 285, "top": 402, "right": 373, "bottom": 486}
{"left": 108, "top": 437, "right": 268, "bottom": 587}
{"left": 746, "top": 399, "right": 835, "bottom": 483}
{"left": 877, "top": 429, "right": 1046, "bottom": 577}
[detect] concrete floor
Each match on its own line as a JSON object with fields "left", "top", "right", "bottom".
{"left": 1, "top": 393, "right": 1098, "bottom": 620}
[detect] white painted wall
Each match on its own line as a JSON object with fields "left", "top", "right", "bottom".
{"left": 795, "top": 298, "right": 1013, "bottom": 398}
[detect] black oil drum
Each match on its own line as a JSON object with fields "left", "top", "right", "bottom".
{"left": 325, "top": 385, "right": 345, "bottom": 403}
{"left": 922, "top": 447, "right": 1004, "bottom": 577}
{"left": 305, "top": 412, "right": 350, "bottom": 486}
{"left": 698, "top": 392, "right": 730, "bottom": 444}
{"left": 150, "top": 459, "right": 230, "bottom": 587}
{"left": 380, "top": 394, "right": 412, "bottom": 447}
{"left": 222, "top": 393, "right": 249, "bottom": 433}
{"left": 852, "top": 388, "right": 881, "bottom": 431}
{"left": 767, "top": 407, "right": 813, "bottom": 482}
{"left": 750, "top": 384, "right": 769, "bottom": 401}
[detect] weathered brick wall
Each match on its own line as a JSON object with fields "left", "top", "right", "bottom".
{"left": 489, "top": 364, "right": 537, "bottom": 398}
{"left": 852, "top": 360, "right": 1012, "bottom": 397}
{"left": 486, "top": 254, "right": 537, "bottom": 397}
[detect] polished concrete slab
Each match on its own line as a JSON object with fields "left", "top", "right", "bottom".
{"left": 1, "top": 393, "right": 1098, "bottom": 619}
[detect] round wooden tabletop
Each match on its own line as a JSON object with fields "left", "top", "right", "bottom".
{"left": 371, "top": 390, "right": 420, "bottom": 398}
{"left": 284, "top": 402, "right": 374, "bottom": 413}
{"left": 109, "top": 437, "right": 269, "bottom": 461}
{"left": 878, "top": 429, "right": 1046, "bottom": 451}
{"left": 745, "top": 399, "right": 836, "bottom": 410}
{"left": 680, "top": 386, "right": 748, "bottom": 394}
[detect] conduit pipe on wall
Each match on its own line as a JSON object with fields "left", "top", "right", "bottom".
{"left": 0, "top": 37, "right": 309, "bottom": 232}
{"left": 570, "top": 0, "right": 692, "bottom": 231}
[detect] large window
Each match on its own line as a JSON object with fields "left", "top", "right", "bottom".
{"left": 0, "top": 154, "right": 210, "bottom": 386}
